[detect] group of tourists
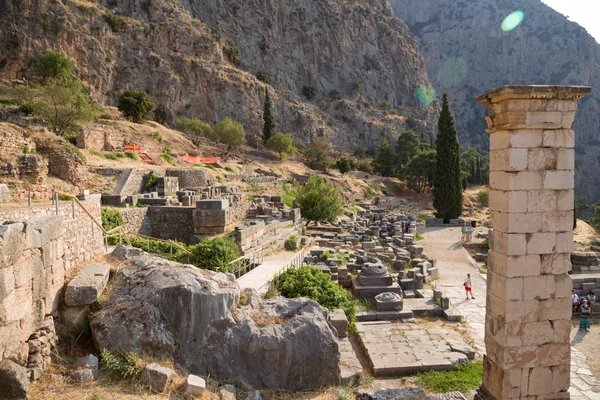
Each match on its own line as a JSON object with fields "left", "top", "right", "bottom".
{"left": 572, "top": 289, "right": 596, "bottom": 331}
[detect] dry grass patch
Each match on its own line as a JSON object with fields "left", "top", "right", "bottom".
{"left": 251, "top": 311, "right": 287, "bottom": 327}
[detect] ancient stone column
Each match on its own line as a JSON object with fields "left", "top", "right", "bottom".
{"left": 475, "top": 85, "right": 591, "bottom": 400}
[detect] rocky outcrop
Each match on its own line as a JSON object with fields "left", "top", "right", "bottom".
{"left": 0, "top": 0, "right": 437, "bottom": 151}
{"left": 390, "top": 0, "right": 600, "bottom": 202}
{"left": 90, "top": 247, "right": 340, "bottom": 390}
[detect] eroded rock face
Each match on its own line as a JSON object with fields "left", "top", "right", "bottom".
{"left": 90, "top": 247, "right": 340, "bottom": 390}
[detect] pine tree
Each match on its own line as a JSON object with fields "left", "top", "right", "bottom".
{"left": 263, "top": 88, "right": 275, "bottom": 144}
{"left": 432, "top": 93, "right": 463, "bottom": 222}
{"left": 373, "top": 135, "right": 396, "bottom": 177}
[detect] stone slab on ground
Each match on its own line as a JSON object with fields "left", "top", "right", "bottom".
{"left": 352, "top": 280, "right": 402, "bottom": 298}
{"left": 64, "top": 263, "right": 110, "bottom": 306}
{"left": 403, "top": 298, "right": 444, "bottom": 318}
{"left": 184, "top": 374, "right": 206, "bottom": 396}
{"left": 357, "top": 387, "right": 429, "bottom": 399}
{"left": 329, "top": 309, "right": 348, "bottom": 338}
{"left": 0, "top": 359, "right": 30, "bottom": 399}
{"left": 339, "top": 337, "right": 363, "bottom": 385}
{"left": 356, "top": 321, "right": 474, "bottom": 377}
{"left": 443, "top": 307, "right": 463, "bottom": 322}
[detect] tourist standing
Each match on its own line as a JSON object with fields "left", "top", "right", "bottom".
{"left": 587, "top": 292, "right": 596, "bottom": 313}
{"left": 579, "top": 299, "right": 591, "bottom": 331}
{"left": 464, "top": 273, "right": 475, "bottom": 300}
{"left": 572, "top": 290, "right": 580, "bottom": 313}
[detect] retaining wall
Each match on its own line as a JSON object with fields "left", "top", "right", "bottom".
{"left": 0, "top": 198, "right": 104, "bottom": 367}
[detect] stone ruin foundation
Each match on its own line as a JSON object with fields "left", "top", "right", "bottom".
{"left": 475, "top": 85, "right": 591, "bottom": 399}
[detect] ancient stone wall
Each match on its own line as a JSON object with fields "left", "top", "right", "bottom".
{"left": 34, "top": 137, "right": 89, "bottom": 186}
{"left": 0, "top": 197, "right": 104, "bottom": 368}
{"left": 76, "top": 126, "right": 124, "bottom": 151}
{"left": 119, "top": 207, "right": 152, "bottom": 236}
{"left": 234, "top": 214, "right": 303, "bottom": 256}
{"left": 165, "top": 169, "right": 211, "bottom": 189}
{"left": 146, "top": 206, "right": 195, "bottom": 243}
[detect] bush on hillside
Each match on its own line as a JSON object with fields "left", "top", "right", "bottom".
{"left": 117, "top": 90, "right": 155, "bottom": 123}
{"left": 272, "top": 266, "right": 356, "bottom": 330}
{"left": 33, "top": 51, "right": 73, "bottom": 81}
{"left": 477, "top": 190, "right": 489, "bottom": 206}
{"left": 101, "top": 208, "right": 123, "bottom": 232}
{"left": 179, "top": 236, "right": 240, "bottom": 273}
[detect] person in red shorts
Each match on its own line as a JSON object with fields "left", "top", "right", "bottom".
{"left": 464, "top": 273, "right": 475, "bottom": 300}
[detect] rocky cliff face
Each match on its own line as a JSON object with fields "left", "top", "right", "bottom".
{"left": 0, "top": 0, "right": 437, "bottom": 151}
{"left": 390, "top": 0, "right": 600, "bottom": 202}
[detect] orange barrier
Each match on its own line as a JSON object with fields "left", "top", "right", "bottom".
{"left": 184, "top": 155, "right": 222, "bottom": 165}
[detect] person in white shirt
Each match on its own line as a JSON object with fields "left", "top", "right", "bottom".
{"left": 464, "top": 273, "right": 475, "bottom": 300}
{"left": 572, "top": 290, "right": 580, "bottom": 313}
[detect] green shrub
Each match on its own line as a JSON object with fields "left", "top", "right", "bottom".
{"left": 302, "top": 85, "right": 317, "bottom": 100}
{"left": 0, "top": 98, "right": 20, "bottom": 105}
{"left": 58, "top": 193, "right": 73, "bottom": 201}
{"left": 272, "top": 266, "right": 357, "bottom": 330}
{"left": 100, "top": 349, "right": 139, "bottom": 379}
{"left": 217, "top": 175, "right": 223, "bottom": 183}
{"left": 178, "top": 236, "right": 240, "bottom": 273}
{"left": 328, "top": 90, "right": 342, "bottom": 100}
{"left": 256, "top": 71, "right": 272, "bottom": 84}
{"left": 103, "top": 13, "right": 128, "bottom": 32}
{"left": 224, "top": 166, "right": 235, "bottom": 173}
{"left": 364, "top": 187, "right": 375, "bottom": 200}
{"left": 477, "top": 190, "right": 489, "bottom": 206}
{"left": 152, "top": 131, "right": 163, "bottom": 142}
{"left": 284, "top": 235, "right": 299, "bottom": 251}
{"left": 125, "top": 152, "right": 138, "bottom": 160}
{"left": 19, "top": 103, "right": 34, "bottom": 115}
{"left": 160, "top": 153, "right": 175, "bottom": 166}
{"left": 89, "top": 150, "right": 102, "bottom": 157}
{"left": 223, "top": 38, "right": 240, "bottom": 65}
{"left": 104, "top": 153, "right": 118, "bottom": 160}
{"left": 117, "top": 90, "right": 155, "bottom": 123}
{"left": 128, "top": 235, "right": 186, "bottom": 258}
{"left": 247, "top": 194, "right": 255, "bottom": 201}
{"left": 415, "top": 232, "right": 424, "bottom": 241}
{"left": 101, "top": 208, "right": 123, "bottom": 243}
{"left": 281, "top": 182, "right": 299, "bottom": 207}
{"left": 206, "top": 164, "right": 218, "bottom": 171}
{"left": 33, "top": 51, "right": 74, "bottom": 81}
{"left": 249, "top": 183, "right": 260, "bottom": 191}
{"left": 145, "top": 173, "right": 158, "bottom": 189}
{"left": 414, "top": 360, "right": 483, "bottom": 393}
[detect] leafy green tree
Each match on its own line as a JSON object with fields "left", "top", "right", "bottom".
{"left": 304, "top": 138, "right": 332, "bottom": 172}
{"left": 575, "top": 196, "right": 591, "bottom": 221}
{"left": 213, "top": 117, "right": 247, "bottom": 155}
{"left": 590, "top": 201, "right": 600, "bottom": 232}
{"left": 23, "top": 78, "right": 98, "bottom": 137}
{"left": 432, "top": 93, "right": 463, "bottom": 222}
{"left": 402, "top": 144, "right": 436, "bottom": 192}
{"left": 266, "top": 132, "right": 297, "bottom": 161}
{"left": 33, "top": 51, "right": 74, "bottom": 81}
{"left": 175, "top": 118, "right": 213, "bottom": 146}
{"left": 263, "top": 88, "right": 275, "bottom": 143}
{"left": 335, "top": 157, "right": 353, "bottom": 176}
{"left": 395, "top": 130, "right": 420, "bottom": 169}
{"left": 182, "top": 236, "right": 240, "bottom": 272}
{"left": 297, "top": 176, "right": 343, "bottom": 226}
{"left": 373, "top": 135, "right": 395, "bottom": 177}
{"left": 117, "top": 90, "right": 155, "bottom": 123}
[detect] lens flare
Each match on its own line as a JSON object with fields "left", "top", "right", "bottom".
{"left": 414, "top": 85, "right": 436, "bottom": 107}
{"left": 501, "top": 10, "right": 524, "bottom": 32}
{"left": 436, "top": 58, "right": 469, "bottom": 87}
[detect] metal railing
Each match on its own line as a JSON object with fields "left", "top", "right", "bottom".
{"left": 229, "top": 248, "right": 265, "bottom": 278}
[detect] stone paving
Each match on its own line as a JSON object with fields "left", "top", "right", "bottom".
{"left": 421, "top": 226, "right": 600, "bottom": 400}
{"left": 356, "top": 321, "right": 475, "bottom": 377}
{"left": 236, "top": 249, "right": 305, "bottom": 294}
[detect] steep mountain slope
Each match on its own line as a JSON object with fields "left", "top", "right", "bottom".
{"left": 0, "top": 0, "right": 437, "bottom": 151}
{"left": 390, "top": 0, "right": 600, "bottom": 202}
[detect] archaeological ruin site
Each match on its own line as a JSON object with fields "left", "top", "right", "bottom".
{"left": 1, "top": 1, "right": 600, "bottom": 399}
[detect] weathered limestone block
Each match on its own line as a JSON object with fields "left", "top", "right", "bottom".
{"left": 219, "top": 384, "right": 236, "bottom": 400}
{"left": 24, "top": 215, "right": 63, "bottom": 248}
{"left": 0, "top": 222, "right": 24, "bottom": 269}
{"left": 0, "top": 359, "right": 30, "bottom": 399}
{"left": 374, "top": 292, "right": 403, "bottom": 311}
{"left": 71, "top": 354, "right": 99, "bottom": 383}
{"left": 64, "top": 264, "right": 110, "bottom": 307}
{"left": 184, "top": 374, "right": 206, "bottom": 396}
{"left": 140, "top": 363, "right": 174, "bottom": 393}
{"left": 328, "top": 309, "right": 348, "bottom": 338}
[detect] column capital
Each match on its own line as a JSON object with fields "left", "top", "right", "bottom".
{"left": 477, "top": 85, "right": 591, "bottom": 132}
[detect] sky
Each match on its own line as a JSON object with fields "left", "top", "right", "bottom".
{"left": 541, "top": 0, "right": 600, "bottom": 43}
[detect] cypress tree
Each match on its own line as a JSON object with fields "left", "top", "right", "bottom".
{"left": 263, "top": 88, "right": 275, "bottom": 143}
{"left": 432, "top": 93, "right": 463, "bottom": 222}
{"left": 475, "top": 155, "right": 482, "bottom": 184}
